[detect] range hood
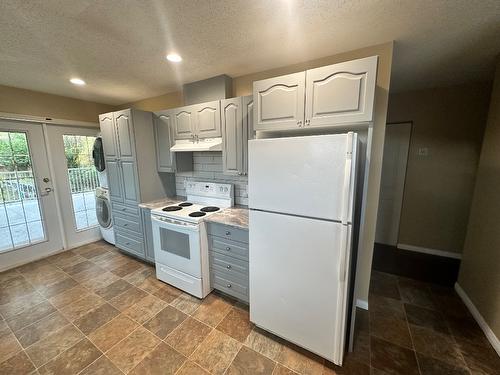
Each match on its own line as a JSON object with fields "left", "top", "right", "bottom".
{"left": 170, "top": 138, "right": 222, "bottom": 152}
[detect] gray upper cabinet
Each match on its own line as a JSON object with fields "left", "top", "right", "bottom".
{"left": 242, "top": 95, "right": 254, "bottom": 174}
{"left": 153, "top": 110, "right": 175, "bottom": 172}
{"left": 99, "top": 113, "right": 117, "bottom": 158}
{"left": 305, "top": 56, "right": 378, "bottom": 127}
{"left": 221, "top": 97, "right": 243, "bottom": 176}
{"left": 114, "top": 109, "right": 135, "bottom": 160}
{"left": 253, "top": 71, "right": 306, "bottom": 131}
{"left": 173, "top": 105, "right": 196, "bottom": 140}
{"left": 153, "top": 110, "right": 193, "bottom": 173}
{"left": 221, "top": 96, "right": 253, "bottom": 176}
{"left": 253, "top": 56, "right": 378, "bottom": 131}
{"left": 194, "top": 100, "right": 221, "bottom": 138}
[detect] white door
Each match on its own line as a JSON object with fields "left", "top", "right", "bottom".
{"left": 249, "top": 210, "right": 350, "bottom": 364}
{"left": 375, "top": 123, "right": 412, "bottom": 245}
{"left": 248, "top": 134, "right": 353, "bottom": 221}
{"left": 46, "top": 125, "right": 101, "bottom": 248}
{"left": 0, "top": 120, "right": 63, "bottom": 270}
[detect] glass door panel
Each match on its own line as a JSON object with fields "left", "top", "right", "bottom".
{"left": 63, "top": 135, "right": 99, "bottom": 230}
{"left": 0, "top": 131, "right": 46, "bottom": 251}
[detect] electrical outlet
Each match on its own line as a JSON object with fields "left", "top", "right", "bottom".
{"left": 418, "top": 147, "right": 428, "bottom": 156}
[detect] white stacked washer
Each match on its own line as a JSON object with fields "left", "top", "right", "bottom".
{"left": 92, "top": 136, "right": 115, "bottom": 244}
{"left": 151, "top": 181, "right": 233, "bottom": 298}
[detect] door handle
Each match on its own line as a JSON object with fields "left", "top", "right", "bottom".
{"left": 45, "top": 187, "right": 53, "bottom": 193}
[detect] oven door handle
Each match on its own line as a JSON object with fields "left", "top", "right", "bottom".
{"left": 151, "top": 215, "right": 199, "bottom": 231}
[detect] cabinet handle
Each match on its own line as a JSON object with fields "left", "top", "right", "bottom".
{"left": 226, "top": 284, "right": 232, "bottom": 288}
{"left": 226, "top": 265, "right": 231, "bottom": 270}
{"left": 305, "top": 119, "right": 310, "bottom": 126}
{"left": 123, "top": 223, "right": 128, "bottom": 226}
{"left": 225, "top": 246, "right": 231, "bottom": 251}
{"left": 225, "top": 231, "right": 231, "bottom": 235}
{"left": 297, "top": 120, "right": 302, "bottom": 127}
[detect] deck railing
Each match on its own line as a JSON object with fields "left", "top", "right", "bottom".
{"left": 0, "top": 167, "right": 99, "bottom": 203}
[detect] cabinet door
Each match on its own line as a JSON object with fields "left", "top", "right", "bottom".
{"left": 305, "top": 56, "right": 378, "bottom": 127}
{"left": 153, "top": 110, "right": 175, "bottom": 172}
{"left": 195, "top": 101, "right": 221, "bottom": 138}
{"left": 253, "top": 72, "right": 305, "bottom": 131}
{"left": 173, "top": 105, "right": 195, "bottom": 140}
{"left": 106, "top": 159, "right": 123, "bottom": 203}
{"left": 120, "top": 160, "right": 140, "bottom": 205}
{"left": 242, "top": 95, "right": 254, "bottom": 175}
{"left": 221, "top": 98, "right": 243, "bottom": 176}
{"left": 99, "top": 113, "right": 117, "bottom": 158}
{"left": 114, "top": 109, "right": 135, "bottom": 160}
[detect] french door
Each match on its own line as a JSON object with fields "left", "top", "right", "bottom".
{"left": 46, "top": 125, "right": 101, "bottom": 248}
{"left": 0, "top": 119, "right": 63, "bottom": 268}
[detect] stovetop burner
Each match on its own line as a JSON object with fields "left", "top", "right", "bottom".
{"left": 178, "top": 202, "right": 193, "bottom": 207}
{"left": 162, "top": 206, "right": 183, "bottom": 212}
{"left": 189, "top": 211, "right": 206, "bottom": 217}
{"left": 200, "top": 206, "right": 220, "bottom": 213}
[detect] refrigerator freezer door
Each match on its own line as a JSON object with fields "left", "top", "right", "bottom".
{"left": 249, "top": 210, "right": 350, "bottom": 364}
{"left": 248, "top": 134, "right": 352, "bottom": 221}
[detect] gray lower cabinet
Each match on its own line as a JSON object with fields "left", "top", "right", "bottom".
{"left": 207, "top": 223, "right": 249, "bottom": 302}
{"left": 100, "top": 108, "right": 174, "bottom": 260}
{"left": 141, "top": 207, "right": 155, "bottom": 262}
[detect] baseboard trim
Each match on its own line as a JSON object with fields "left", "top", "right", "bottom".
{"left": 356, "top": 299, "right": 368, "bottom": 310}
{"left": 397, "top": 243, "right": 462, "bottom": 259}
{"left": 454, "top": 282, "right": 500, "bottom": 356}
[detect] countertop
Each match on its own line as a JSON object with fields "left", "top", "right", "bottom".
{"left": 139, "top": 196, "right": 185, "bottom": 210}
{"left": 139, "top": 198, "right": 249, "bottom": 229}
{"left": 205, "top": 206, "right": 249, "bottom": 230}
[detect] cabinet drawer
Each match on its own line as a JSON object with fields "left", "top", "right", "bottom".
{"left": 112, "top": 202, "right": 139, "bottom": 216}
{"left": 211, "top": 272, "right": 248, "bottom": 302}
{"left": 114, "top": 213, "right": 142, "bottom": 234}
{"left": 210, "top": 252, "right": 249, "bottom": 281}
{"left": 207, "top": 223, "right": 249, "bottom": 243}
{"left": 115, "top": 231, "right": 144, "bottom": 257}
{"left": 209, "top": 236, "right": 248, "bottom": 261}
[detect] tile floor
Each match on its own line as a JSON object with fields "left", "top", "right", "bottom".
{"left": 0, "top": 241, "right": 498, "bottom": 374}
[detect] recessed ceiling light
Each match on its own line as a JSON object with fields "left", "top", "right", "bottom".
{"left": 70, "top": 78, "right": 86, "bottom": 85}
{"left": 166, "top": 53, "right": 182, "bottom": 62}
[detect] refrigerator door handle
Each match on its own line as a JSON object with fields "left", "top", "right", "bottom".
{"left": 338, "top": 225, "right": 349, "bottom": 282}
{"left": 340, "top": 137, "right": 353, "bottom": 224}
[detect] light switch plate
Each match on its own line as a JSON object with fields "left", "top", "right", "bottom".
{"left": 418, "top": 147, "right": 428, "bottom": 156}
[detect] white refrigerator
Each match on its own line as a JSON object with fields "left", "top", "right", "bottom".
{"left": 248, "top": 132, "right": 358, "bottom": 366}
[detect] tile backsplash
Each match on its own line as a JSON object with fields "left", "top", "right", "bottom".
{"left": 175, "top": 152, "right": 248, "bottom": 206}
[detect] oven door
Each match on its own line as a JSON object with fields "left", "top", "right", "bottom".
{"left": 151, "top": 215, "right": 201, "bottom": 278}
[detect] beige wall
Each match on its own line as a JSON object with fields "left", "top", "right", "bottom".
{"left": 0, "top": 85, "right": 114, "bottom": 124}
{"left": 123, "top": 42, "right": 394, "bottom": 303}
{"left": 117, "top": 91, "right": 183, "bottom": 112}
{"left": 387, "top": 83, "right": 491, "bottom": 254}
{"left": 458, "top": 59, "right": 500, "bottom": 339}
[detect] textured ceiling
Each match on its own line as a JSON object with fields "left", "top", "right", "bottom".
{"left": 1, "top": 0, "right": 499, "bottom": 105}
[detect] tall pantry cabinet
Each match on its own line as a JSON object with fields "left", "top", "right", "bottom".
{"left": 99, "top": 109, "right": 174, "bottom": 259}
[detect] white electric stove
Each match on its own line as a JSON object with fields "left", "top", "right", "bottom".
{"left": 151, "top": 181, "right": 233, "bottom": 298}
